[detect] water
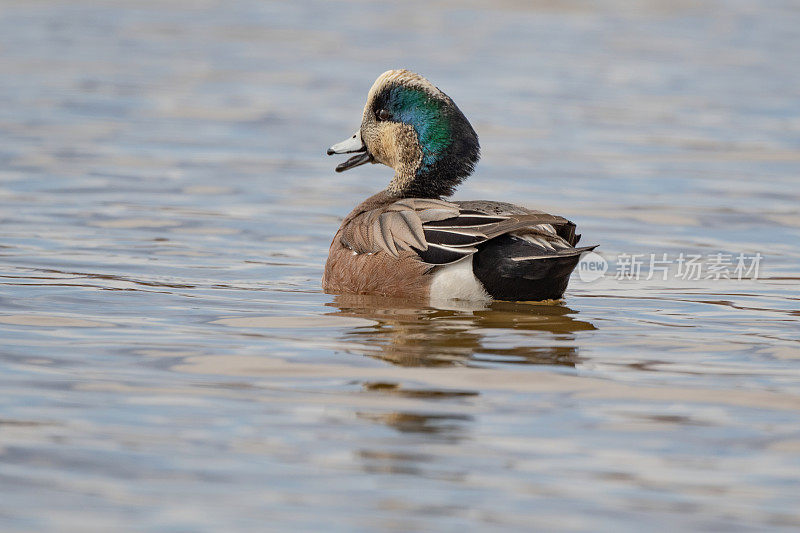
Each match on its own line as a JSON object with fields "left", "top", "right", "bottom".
{"left": 1, "top": 1, "right": 799, "bottom": 531}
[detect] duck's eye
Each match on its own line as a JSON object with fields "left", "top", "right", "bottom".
{"left": 376, "top": 109, "right": 391, "bottom": 121}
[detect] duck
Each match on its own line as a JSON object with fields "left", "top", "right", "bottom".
{"left": 324, "top": 69, "right": 596, "bottom": 302}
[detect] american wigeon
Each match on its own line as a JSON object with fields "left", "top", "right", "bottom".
{"left": 325, "top": 69, "right": 595, "bottom": 301}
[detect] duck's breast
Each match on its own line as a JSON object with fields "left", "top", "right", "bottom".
{"left": 323, "top": 240, "right": 431, "bottom": 299}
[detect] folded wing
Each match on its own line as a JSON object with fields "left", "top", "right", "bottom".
{"left": 340, "top": 198, "right": 590, "bottom": 266}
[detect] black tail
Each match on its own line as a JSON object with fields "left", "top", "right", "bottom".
{"left": 472, "top": 234, "right": 596, "bottom": 301}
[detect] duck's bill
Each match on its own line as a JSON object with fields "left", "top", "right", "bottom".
{"left": 327, "top": 131, "right": 373, "bottom": 172}
{"left": 334, "top": 152, "right": 372, "bottom": 172}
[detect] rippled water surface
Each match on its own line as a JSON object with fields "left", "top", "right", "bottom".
{"left": 1, "top": 1, "right": 800, "bottom": 531}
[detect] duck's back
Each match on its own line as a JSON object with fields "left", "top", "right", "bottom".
{"left": 323, "top": 192, "right": 595, "bottom": 301}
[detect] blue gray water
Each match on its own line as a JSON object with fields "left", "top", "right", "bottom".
{"left": 1, "top": 1, "right": 799, "bottom": 531}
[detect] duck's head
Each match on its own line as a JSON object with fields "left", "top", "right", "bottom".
{"left": 327, "top": 69, "right": 480, "bottom": 199}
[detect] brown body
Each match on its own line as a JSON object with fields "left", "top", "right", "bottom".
{"left": 323, "top": 192, "right": 433, "bottom": 298}
{"left": 322, "top": 190, "right": 589, "bottom": 300}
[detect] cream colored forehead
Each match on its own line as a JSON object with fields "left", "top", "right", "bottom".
{"left": 364, "top": 69, "right": 442, "bottom": 109}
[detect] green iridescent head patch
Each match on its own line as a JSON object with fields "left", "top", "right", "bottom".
{"left": 382, "top": 86, "right": 453, "bottom": 173}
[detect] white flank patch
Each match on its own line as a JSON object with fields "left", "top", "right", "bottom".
{"left": 429, "top": 256, "right": 491, "bottom": 302}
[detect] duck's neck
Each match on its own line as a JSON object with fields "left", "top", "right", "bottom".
{"left": 387, "top": 167, "right": 464, "bottom": 199}
{"left": 387, "top": 135, "right": 480, "bottom": 199}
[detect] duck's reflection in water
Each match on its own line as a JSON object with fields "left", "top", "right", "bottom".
{"left": 326, "top": 295, "right": 596, "bottom": 473}
{"left": 326, "top": 294, "right": 596, "bottom": 368}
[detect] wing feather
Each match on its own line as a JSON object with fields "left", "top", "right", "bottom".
{"left": 422, "top": 228, "right": 486, "bottom": 247}
{"left": 397, "top": 210, "right": 428, "bottom": 250}
{"left": 340, "top": 198, "right": 587, "bottom": 265}
{"left": 374, "top": 214, "right": 399, "bottom": 257}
